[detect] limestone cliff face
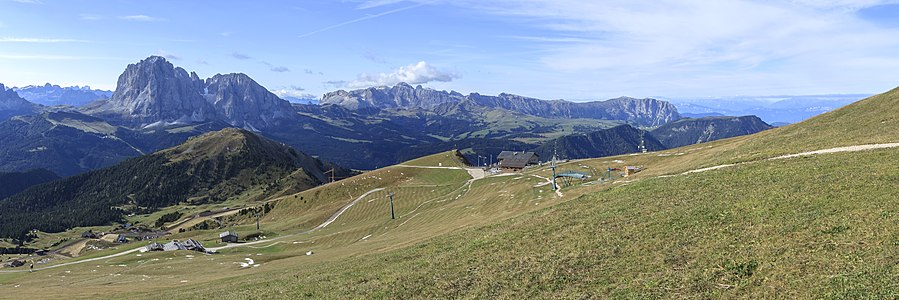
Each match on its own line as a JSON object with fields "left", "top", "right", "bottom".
{"left": 84, "top": 56, "right": 295, "bottom": 130}
{"left": 322, "top": 83, "right": 681, "bottom": 127}
{"left": 90, "top": 56, "right": 216, "bottom": 127}
{"left": 321, "top": 82, "right": 463, "bottom": 110}
{"left": 203, "top": 73, "right": 295, "bottom": 130}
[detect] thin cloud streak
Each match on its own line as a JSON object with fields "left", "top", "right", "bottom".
{"left": 298, "top": 3, "right": 427, "bottom": 38}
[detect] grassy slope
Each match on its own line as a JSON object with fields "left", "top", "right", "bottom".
{"left": 2, "top": 89, "right": 897, "bottom": 298}
{"left": 635, "top": 86, "right": 899, "bottom": 175}
{"left": 122, "top": 148, "right": 898, "bottom": 299}
{"left": 0, "top": 150, "right": 567, "bottom": 299}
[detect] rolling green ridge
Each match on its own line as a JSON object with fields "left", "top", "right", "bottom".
{"left": 0, "top": 128, "right": 349, "bottom": 240}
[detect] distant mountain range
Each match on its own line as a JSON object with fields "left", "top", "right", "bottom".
{"left": 668, "top": 95, "right": 868, "bottom": 124}
{"left": 0, "top": 56, "right": 785, "bottom": 175}
{"left": 0, "top": 83, "right": 41, "bottom": 120}
{"left": 12, "top": 83, "right": 112, "bottom": 107}
{"left": 322, "top": 83, "right": 681, "bottom": 127}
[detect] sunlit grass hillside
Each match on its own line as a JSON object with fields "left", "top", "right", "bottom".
{"left": 1, "top": 88, "right": 897, "bottom": 299}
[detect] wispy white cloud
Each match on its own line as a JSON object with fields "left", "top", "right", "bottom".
{"left": 261, "top": 61, "right": 290, "bottom": 72}
{"left": 298, "top": 3, "right": 427, "bottom": 38}
{"left": 406, "top": 0, "right": 899, "bottom": 96}
{"left": 272, "top": 85, "right": 316, "bottom": 99}
{"left": 155, "top": 50, "right": 181, "bottom": 60}
{"left": 354, "top": 0, "right": 407, "bottom": 9}
{"left": 118, "top": 15, "right": 164, "bottom": 22}
{"left": 232, "top": 52, "right": 251, "bottom": 60}
{"left": 0, "top": 37, "right": 88, "bottom": 43}
{"left": 345, "top": 61, "right": 459, "bottom": 88}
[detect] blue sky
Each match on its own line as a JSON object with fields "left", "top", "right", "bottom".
{"left": 1, "top": 0, "right": 898, "bottom": 100}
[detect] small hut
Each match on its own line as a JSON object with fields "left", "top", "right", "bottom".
{"left": 219, "top": 231, "right": 239, "bottom": 243}
{"left": 114, "top": 235, "right": 128, "bottom": 244}
{"left": 81, "top": 230, "right": 97, "bottom": 239}
{"left": 624, "top": 166, "right": 641, "bottom": 177}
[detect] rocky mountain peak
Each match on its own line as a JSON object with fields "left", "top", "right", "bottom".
{"left": 203, "top": 73, "right": 295, "bottom": 130}
{"left": 90, "top": 56, "right": 216, "bottom": 127}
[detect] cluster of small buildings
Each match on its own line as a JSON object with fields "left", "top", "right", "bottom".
{"left": 81, "top": 228, "right": 164, "bottom": 244}
{"left": 141, "top": 231, "right": 239, "bottom": 254}
{"left": 144, "top": 239, "right": 208, "bottom": 253}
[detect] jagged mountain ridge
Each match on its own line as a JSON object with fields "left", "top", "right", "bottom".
{"left": 204, "top": 73, "right": 296, "bottom": 130}
{"left": 85, "top": 56, "right": 217, "bottom": 127}
{"left": 12, "top": 83, "right": 112, "bottom": 107}
{"left": 322, "top": 83, "right": 681, "bottom": 127}
{"left": 82, "top": 56, "right": 296, "bottom": 130}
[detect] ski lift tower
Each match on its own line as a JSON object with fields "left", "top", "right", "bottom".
{"left": 551, "top": 150, "right": 558, "bottom": 191}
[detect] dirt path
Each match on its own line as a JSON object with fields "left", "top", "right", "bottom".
{"left": 206, "top": 188, "right": 386, "bottom": 252}
{"left": 531, "top": 174, "right": 563, "bottom": 197}
{"left": 0, "top": 247, "right": 142, "bottom": 273}
{"left": 395, "top": 165, "right": 464, "bottom": 170}
{"left": 682, "top": 142, "right": 899, "bottom": 175}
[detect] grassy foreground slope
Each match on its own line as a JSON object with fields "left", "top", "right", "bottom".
{"left": 142, "top": 88, "right": 898, "bottom": 298}
{"left": 151, "top": 148, "right": 898, "bottom": 299}
{"left": 1, "top": 88, "right": 896, "bottom": 299}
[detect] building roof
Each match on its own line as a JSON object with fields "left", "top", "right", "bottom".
{"left": 497, "top": 151, "right": 517, "bottom": 160}
{"left": 498, "top": 152, "right": 539, "bottom": 169}
{"left": 219, "top": 231, "right": 238, "bottom": 238}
